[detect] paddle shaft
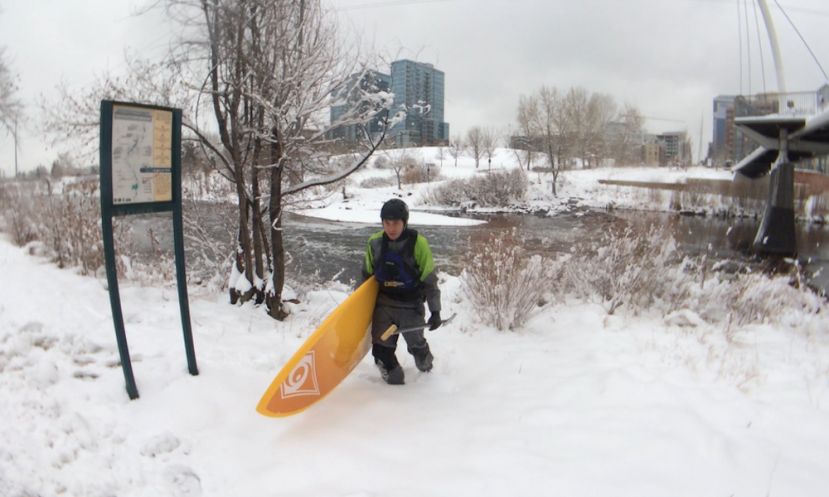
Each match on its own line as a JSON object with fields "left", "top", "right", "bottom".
{"left": 380, "top": 313, "right": 456, "bottom": 341}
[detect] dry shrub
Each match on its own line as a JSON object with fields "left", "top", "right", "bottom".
{"left": 359, "top": 176, "right": 397, "bottom": 188}
{"left": 41, "top": 182, "right": 106, "bottom": 274}
{"left": 461, "top": 229, "right": 552, "bottom": 331}
{"left": 560, "top": 225, "right": 683, "bottom": 315}
{"left": 697, "top": 262, "right": 826, "bottom": 327}
{"left": 182, "top": 199, "right": 235, "bottom": 291}
{"left": 402, "top": 163, "right": 441, "bottom": 184}
{"left": 805, "top": 193, "right": 829, "bottom": 220}
{"left": 0, "top": 180, "right": 109, "bottom": 275}
{"left": 426, "top": 168, "right": 528, "bottom": 207}
{"left": 1, "top": 182, "right": 37, "bottom": 245}
{"left": 647, "top": 188, "right": 664, "bottom": 207}
{"left": 557, "top": 224, "right": 827, "bottom": 327}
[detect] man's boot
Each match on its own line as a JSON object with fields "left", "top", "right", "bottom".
{"left": 373, "top": 344, "right": 404, "bottom": 385}
{"left": 410, "top": 344, "right": 433, "bottom": 372}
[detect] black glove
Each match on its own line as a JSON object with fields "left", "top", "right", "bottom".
{"left": 427, "top": 311, "right": 442, "bottom": 331}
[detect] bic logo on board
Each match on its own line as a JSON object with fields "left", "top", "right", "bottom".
{"left": 280, "top": 351, "right": 320, "bottom": 399}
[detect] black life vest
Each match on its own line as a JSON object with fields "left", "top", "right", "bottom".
{"left": 374, "top": 229, "right": 421, "bottom": 299}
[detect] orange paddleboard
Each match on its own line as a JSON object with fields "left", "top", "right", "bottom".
{"left": 256, "top": 278, "right": 378, "bottom": 417}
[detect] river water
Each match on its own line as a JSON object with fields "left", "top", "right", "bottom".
{"left": 282, "top": 209, "right": 829, "bottom": 293}
{"left": 131, "top": 206, "right": 829, "bottom": 294}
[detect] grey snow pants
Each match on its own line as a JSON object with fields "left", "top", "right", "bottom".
{"left": 371, "top": 302, "right": 428, "bottom": 354}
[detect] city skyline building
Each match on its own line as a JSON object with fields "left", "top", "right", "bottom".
{"left": 329, "top": 59, "right": 449, "bottom": 148}
{"left": 328, "top": 70, "right": 391, "bottom": 146}
{"left": 388, "top": 59, "right": 449, "bottom": 146}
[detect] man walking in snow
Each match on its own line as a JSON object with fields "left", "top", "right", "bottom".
{"left": 362, "top": 198, "right": 442, "bottom": 385}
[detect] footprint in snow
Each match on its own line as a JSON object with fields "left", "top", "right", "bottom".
{"left": 163, "top": 465, "right": 202, "bottom": 497}
{"left": 140, "top": 433, "right": 181, "bottom": 458}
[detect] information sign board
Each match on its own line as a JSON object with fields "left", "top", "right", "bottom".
{"left": 111, "top": 105, "right": 173, "bottom": 204}
{"left": 100, "top": 100, "right": 197, "bottom": 400}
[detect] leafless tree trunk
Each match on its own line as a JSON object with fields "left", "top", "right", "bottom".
{"left": 467, "top": 127, "right": 484, "bottom": 168}
{"left": 39, "top": 1, "right": 393, "bottom": 320}
{"left": 434, "top": 146, "right": 445, "bottom": 167}
{"left": 534, "top": 86, "right": 565, "bottom": 196}
{"left": 192, "top": 0, "right": 392, "bottom": 319}
{"left": 516, "top": 95, "right": 538, "bottom": 171}
{"left": 611, "top": 104, "right": 645, "bottom": 166}
{"left": 0, "top": 47, "right": 21, "bottom": 138}
{"left": 481, "top": 127, "right": 498, "bottom": 171}
{"left": 449, "top": 135, "right": 463, "bottom": 167}
{"left": 585, "top": 92, "right": 616, "bottom": 167}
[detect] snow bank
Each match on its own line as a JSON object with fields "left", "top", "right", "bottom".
{"left": 2, "top": 233, "right": 829, "bottom": 496}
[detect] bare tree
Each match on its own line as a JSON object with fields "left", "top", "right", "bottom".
{"left": 584, "top": 92, "right": 617, "bottom": 167}
{"left": 533, "top": 86, "right": 568, "bottom": 196}
{"left": 481, "top": 127, "right": 498, "bottom": 171}
{"left": 564, "top": 87, "right": 619, "bottom": 169}
{"left": 434, "top": 145, "right": 445, "bottom": 167}
{"left": 515, "top": 94, "right": 538, "bottom": 171}
{"left": 0, "top": 47, "right": 21, "bottom": 137}
{"left": 178, "top": 0, "right": 393, "bottom": 318}
{"left": 564, "top": 87, "right": 589, "bottom": 168}
{"left": 41, "top": 1, "right": 393, "bottom": 320}
{"left": 466, "top": 126, "right": 484, "bottom": 168}
{"left": 41, "top": 56, "right": 192, "bottom": 164}
{"left": 610, "top": 104, "right": 645, "bottom": 166}
{"left": 448, "top": 134, "right": 463, "bottom": 167}
{"left": 380, "top": 148, "right": 411, "bottom": 190}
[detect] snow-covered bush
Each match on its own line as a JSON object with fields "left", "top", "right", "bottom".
{"left": 182, "top": 182, "right": 237, "bottom": 291}
{"left": 0, "top": 182, "right": 37, "bottom": 246}
{"left": 426, "top": 168, "right": 528, "bottom": 207}
{"left": 695, "top": 262, "right": 825, "bottom": 327}
{"left": 1, "top": 180, "right": 106, "bottom": 274}
{"left": 555, "top": 223, "right": 827, "bottom": 328}
{"left": 0, "top": 179, "right": 231, "bottom": 287}
{"left": 805, "top": 192, "right": 829, "bottom": 222}
{"left": 561, "top": 225, "right": 682, "bottom": 315}
{"left": 461, "top": 229, "right": 552, "bottom": 331}
{"left": 359, "top": 176, "right": 396, "bottom": 188}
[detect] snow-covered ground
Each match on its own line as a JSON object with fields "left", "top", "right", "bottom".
{"left": 295, "top": 147, "right": 736, "bottom": 223}
{"left": 2, "top": 230, "right": 829, "bottom": 496}
{"left": 2, "top": 149, "right": 829, "bottom": 496}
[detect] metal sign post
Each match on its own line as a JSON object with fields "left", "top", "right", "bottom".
{"left": 99, "top": 100, "right": 198, "bottom": 400}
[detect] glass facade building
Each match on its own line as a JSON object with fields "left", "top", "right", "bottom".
{"left": 329, "top": 71, "right": 391, "bottom": 144}
{"left": 388, "top": 59, "right": 449, "bottom": 146}
{"left": 329, "top": 60, "right": 450, "bottom": 147}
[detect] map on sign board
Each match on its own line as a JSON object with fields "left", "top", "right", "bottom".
{"left": 111, "top": 105, "right": 173, "bottom": 204}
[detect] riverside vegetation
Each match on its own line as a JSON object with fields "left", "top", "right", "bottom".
{"left": 2, "top": 166, "right": 824, "bottom": 338}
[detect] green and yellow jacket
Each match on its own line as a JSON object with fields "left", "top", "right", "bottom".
{"left": 362, "top": 228, "right": 441, "bottom": 312}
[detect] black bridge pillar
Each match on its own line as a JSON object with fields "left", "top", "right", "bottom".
{"left": 753, "top": 129, "right": 796, "bottom": 256}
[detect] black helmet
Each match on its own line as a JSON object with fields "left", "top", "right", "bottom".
{"left": 380, "top": 198, "right": 409, "bottom": 223}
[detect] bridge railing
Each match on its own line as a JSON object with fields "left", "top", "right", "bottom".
{"left": 742, "top": 91, "right": 824, "bottom": 117}
{"left": 778, "top": 91, "right": 823, "bottom": 115}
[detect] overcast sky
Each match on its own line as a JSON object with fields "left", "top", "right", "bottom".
{"left": 2, "top": 0, "right": 828, "bottom": 175}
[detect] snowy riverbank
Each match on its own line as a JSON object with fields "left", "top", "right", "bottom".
{"left": 2, "top": 224, "right": 829, "bottom": 496}
{"left": 3, "top": 149, "right": 829, "bottom": 496}
{"left": 292, "top": 147, "right": 757, "bottom": 224}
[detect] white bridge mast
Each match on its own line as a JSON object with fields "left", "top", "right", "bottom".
{"left": 756, "top": 0, "right": 786, "bottom": 95}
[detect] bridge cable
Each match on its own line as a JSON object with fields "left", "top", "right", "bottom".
{"left": 772, "top": 0, "right": 829, "bottom": 82}
{"left": 752, "top": 0, "right": 768, "bottom": 96}
{"left": 743, "top": 0, "right": 752, "bottom": 97}
{"left": 737, "top": 0, "right": 744, "bottom": 95}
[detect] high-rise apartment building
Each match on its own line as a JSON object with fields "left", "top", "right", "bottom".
{"left": 329, "top": 70, "right": 391, "bottom": 145}
{"left": 712, "top": 95, "right": 735, "bottom": 163}
{"left": 388, "top": 59, "right": 449, "bottom": 146}
{"left": 329, "top": 59, "right": 450, "bottom": 147}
